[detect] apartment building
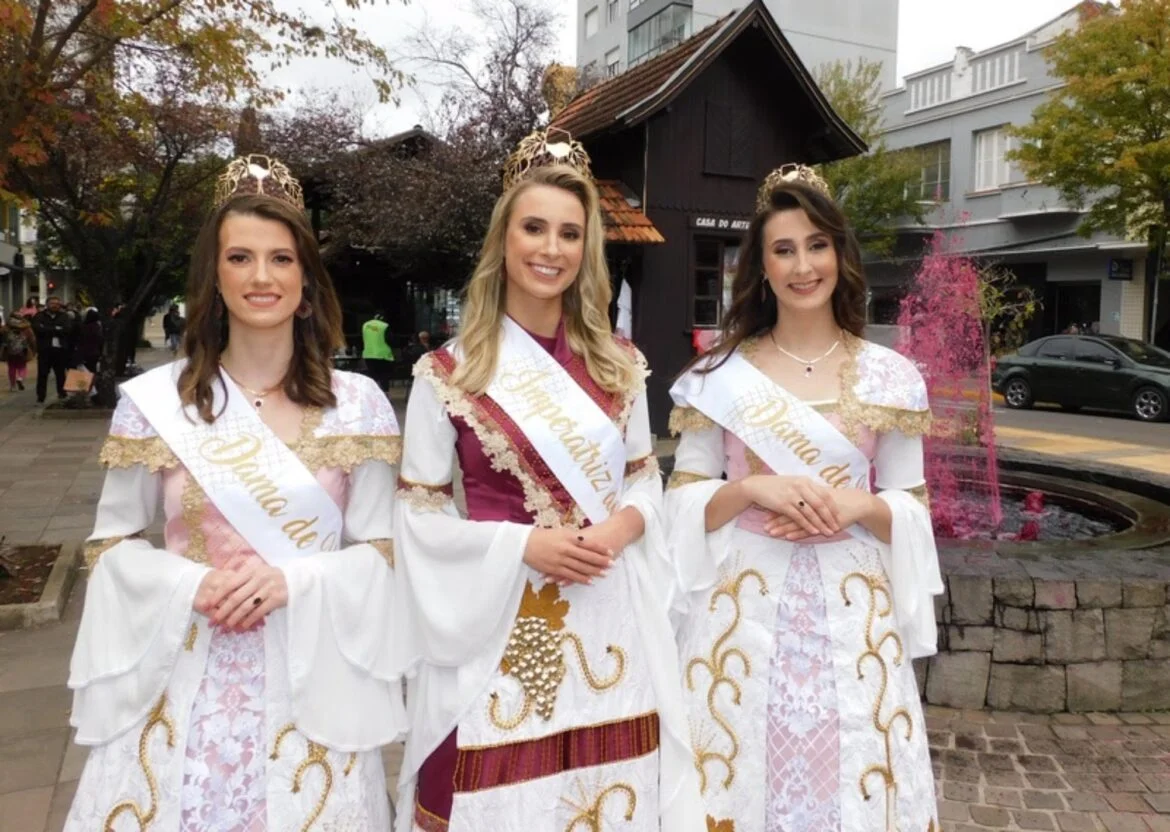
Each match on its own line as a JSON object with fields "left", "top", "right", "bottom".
{"left": 577, "top": 0, "right": 898, "bottom": 90}
{"left": 871, "top": 2, "right": 1153, "bottom": 342}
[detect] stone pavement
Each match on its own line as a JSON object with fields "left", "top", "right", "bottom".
{"left": 0, "top": 349, "right": 1168, "bottom": 831}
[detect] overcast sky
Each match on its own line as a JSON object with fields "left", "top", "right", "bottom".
{"left": 272, "top": 0, "right": 1095, "bottom": 137}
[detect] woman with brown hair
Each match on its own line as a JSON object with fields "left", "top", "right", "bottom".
{"left": 394, "top": 130, "right": 703, "bottom": 831}
{"left": 665, "top": 167, "right": 941, "bottom": 831}
{"left": 65, "top": 156, "right": 405, "bottom": 831}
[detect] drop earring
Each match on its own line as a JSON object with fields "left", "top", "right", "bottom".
{"left": 760, "top": 274, "right": 769, "bottom": 302}
{"left": 296, "top": 299, "right": 313, "bottom": 320}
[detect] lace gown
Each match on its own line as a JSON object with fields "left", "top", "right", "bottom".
{"left": 64, "top": 368, "right": 404, "bottom": 832}
{"left": 666, "top": 337, "right": 941, "bottom": 832}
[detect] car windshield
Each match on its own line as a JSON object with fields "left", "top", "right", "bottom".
{"left": 1099, "top": 337, "right": 1170, "bottom": 368}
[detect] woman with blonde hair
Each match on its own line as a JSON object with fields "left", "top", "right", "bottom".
{"left": 665, "top": 166, "right": 940, "bottom": 831}
{"left": 394, "top": 130, "right": 702, "bottom": 831}
{"left": 64, "top": 156, "right": 405, "bottom": 830}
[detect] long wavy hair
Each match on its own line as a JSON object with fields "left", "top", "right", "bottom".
{"left": 451, "top": 164, "right": 636, "bottom": 394}
{"left": 689, "top": 180, "right": 867, "bottom": 375}
{"left": 178, "top": 194, "right": 344, "bottom": 423}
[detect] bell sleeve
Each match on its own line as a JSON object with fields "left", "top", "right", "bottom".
{"left": 873, "top": 428, "right": 944, "bottom": 659}
{"left": 68, "top": 399, "right": 211, "bottom": 746}
{"left": 391, "top": 367, "right": 532, "bottom": 670}
{"left": 278, "top": 378, "right": 407, "bottom": 751}
{"left": 662, "top": 405, "right": 735, "bottom": 616}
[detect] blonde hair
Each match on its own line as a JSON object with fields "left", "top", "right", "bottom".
{"left": 451, "top": 165, "right": 637, "bottom": 394}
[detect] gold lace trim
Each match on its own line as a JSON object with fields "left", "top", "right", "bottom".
{"left": 368, "top": 538, "right": 394, "bottom": 568}
{"left": 614, "top": 345, "right": 650, "bottom": 434}
{"left": 624, "top": 454, "right": 660, "bottom": 485}
{"left": 904, "top": 484, "right": 931, "bottom": 513}
{"left": 84, "top": 534, "right": 143, "bottom": 569}
{"left": 297, "top": 433, "right": 402, "bottom": 473}
{"left": 181, "top": 476, "right": 210, "bottom": 566}
{"left": 667, "top": 470, "right": 714, "bottom": 491}
{"left": 395, "top": 476, "right": 455, "bottom": 513}
{"left": 668, "top": 405, "right": 717, "bottom": 436}
{"left": 416, "top": 354, "right": 578, "bottom": 529}
{"left": 99, "top": 436, "right": 179, "bottom": 472}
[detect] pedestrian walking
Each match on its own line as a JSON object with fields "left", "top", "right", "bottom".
{"left": 77, "top": 308, "right": 103, "bottom": 374}
{"left": 163, "top": 303, "right": 185, "bottom": 354}
{"left": 361, "top": 310, "right": 394, "bottom": 391}
{"left": 1, "top": 312, "right": 35, "bottom": 391}
{"left": 31, "top": 295, "right": 74, "bottom": 402}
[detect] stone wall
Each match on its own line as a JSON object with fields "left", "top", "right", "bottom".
{"left": 918, "top": 575, "right": 1170, "bottom": 712}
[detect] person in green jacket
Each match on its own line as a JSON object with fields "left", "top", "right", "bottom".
{"left": 361, "top": 312, "right": 394, "bottom": 391}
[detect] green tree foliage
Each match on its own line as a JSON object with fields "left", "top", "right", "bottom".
{"left": 814, "top": 59, "right": 925, "bottom": 256}
{"left": 1009, "top": 0, "right": 1170, "bottom": 337}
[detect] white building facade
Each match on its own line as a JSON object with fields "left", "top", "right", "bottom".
{"left": 870, "top": 3, "right": 1153, "bottom": 342}
{"left": 577, "top": 0, "right": 899, "bottom": 89}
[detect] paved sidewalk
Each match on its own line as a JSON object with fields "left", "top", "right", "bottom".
{"left": 996, "top": 425, "right": 1170, "bottom": 477}
{"left": 0, "top": 353, "right": 1168, "bottom": 831}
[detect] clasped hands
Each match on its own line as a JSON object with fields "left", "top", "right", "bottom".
{"left": 744, "top": 474, "right": 874, "bottom": 540}
{"left": 193, "top": 555, "right": 289, "bottom": 632}
{"left": 521, "top": 510, "right": 641, "bottom": 587}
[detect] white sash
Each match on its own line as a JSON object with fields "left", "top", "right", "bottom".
{"left": 671, "top": 351, "right": 875, "bottom": 542}
{"left": 120, "top": 362, "right": 343, "bottom": 566}
{"left": 479, "top": 318, "right": 627, "bottom": 525}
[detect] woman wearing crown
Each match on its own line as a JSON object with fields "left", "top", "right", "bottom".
{"left": 666, "top": 168, "right": 941, "bottom": 831}
{"left": 393, "top": 131, "right": 703, "bottom": 832}
{"left": 64, "top": 157, "right": 404, "bottom": 831}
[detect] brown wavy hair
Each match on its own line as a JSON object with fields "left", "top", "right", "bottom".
{"left": 688, "top": 180, "right": 866, "bottom": 375}
{"left": 178, "top": 194, "right": 343, "bottom": 422}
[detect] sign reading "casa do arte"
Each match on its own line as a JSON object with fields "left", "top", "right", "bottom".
{"left": 690, "top": 215, "right": 751, "bottom": 232}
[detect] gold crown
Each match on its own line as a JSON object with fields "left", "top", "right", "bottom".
{"left": 502, "top": 127, "right": 592, "bottom": 191}
{"left": 214, "top": 154, "right": 305, "bottom": 210}
{"left": 755, "top": 163, "right": 832, "bottom": 212}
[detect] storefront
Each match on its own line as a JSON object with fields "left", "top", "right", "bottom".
{"left": 553, "top": 0, "right": 863, "bottom": 433}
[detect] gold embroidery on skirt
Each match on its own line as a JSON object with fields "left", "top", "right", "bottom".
{"left": 562, "top": 781, "right": 637, "bottom": 831}
{"left": 490, "top": 582, "right": 625, "bottom": 730}
{"left": 184, "top": 622, "right": 198, "bottom": 652}
{"left": 343, "top": 753, "right": 357, "bottom": 777}
{"left": 103, "top": 694, "right": 176, "bottom": 831}
{"left": 841, "top": 571, "right": 913, "bottom": 832}
{"left": 686, "top": 565, "right": 768, "bottom": 794}
{"left": 271, "top": 725, "right": 335, "bottom": 832}
{"left": 706, "top": 816, "right": 736, "bottom": 832}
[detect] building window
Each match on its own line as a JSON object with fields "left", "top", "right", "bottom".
{"left": 605, "top": 48, "right": 621, "bottom": 77}
{"left": 628, "top": 4, "right": 691, "bottom": 66}
{"left": 692, "top": 237, "right": 740, "bottom": 328}
{"left": 908, "top": 140, "right": 951, "bottom": 201}
{"left": 0, "top": 202, "right": 19, "bottom": 246}
{"left": 584, "top": 6, "right": 599, "bottom": 39}
{"left": 629, "top": 0, "right": 645, "bottom": 9}
{"left": 704, "top": 100, "right": 753, "bottom": 177}
{"left": 608, "top": 0, "right": 619, "bottom": 23}
{"left": 974, "top": 127, "right": 1014, "bottom": 191}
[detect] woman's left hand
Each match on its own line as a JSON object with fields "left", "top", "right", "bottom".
{"left": 208, "top": 556, "right": 289, "bottom": 631}
{"left": 763, "top": 488, "right": 876, "bottom": 541}
{"left": 549, "top": 509, "right": 643, "bottom": 586}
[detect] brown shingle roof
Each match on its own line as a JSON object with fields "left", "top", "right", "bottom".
{"left": 553, "top": 17, "right": 728, "bottom": 139}
{"left": 597, "top": 180, "right": 665, "bottom": 244}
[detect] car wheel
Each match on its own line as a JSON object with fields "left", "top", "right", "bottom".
{"left": 1003, "top": 377, "right": 1033, "bottom": 409}
{"left": 1132, "top": 386, "right": 1168, "bottom": 422}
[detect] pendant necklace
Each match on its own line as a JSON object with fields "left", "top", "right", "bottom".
{"left": 769, "top": 330, "right": 842, "bottom": 376}
{"left": 220, "top": 366, "right": 280, "bottom": 408}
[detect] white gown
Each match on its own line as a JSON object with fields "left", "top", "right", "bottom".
{"left": 65, "top": 369, "right": 406, "bottom": 831}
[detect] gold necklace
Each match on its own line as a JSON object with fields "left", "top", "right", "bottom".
{"left": 220, "top": 365, "right": 282, "bottom": 408}
{"left": 769, "top": 330, "right": 842, "bottom": 377}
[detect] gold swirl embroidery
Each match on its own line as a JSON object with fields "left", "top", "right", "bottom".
{"left": 103, "top": 695, "right": 176, "bottom": 831}
{"left": 707, "top": 816, "right": 736, "bottom": 832}
{"left": 562, "top": 782, "right": 637, "bottom": 831}
{"left": 99, "top": 435, "right": 179, "bottom": 472}
{"left": 667, "top": 470, "right": 713, "bottom": 490}
{"left": 184, "top": 622, "right": 198, "bottom": 652}
{"left": 395, "top": 477, "right": 454, "bottom": 513}
{"left": 343, "top": 753, "right": 357, "bottom": 777}
{"left": 668, "top": 405, "right": 717, "bottom": 436}
{"left": 841, "top": 571, "right": 912, "bottom": 831}
{"left": 686, "top": 566, "right": 768, "bottom": 794}
{"left": 272, "top": 724, "right": 335, "bottom": 832}
{"left": 489, "top": 582, "right": 625, "bottom": 730}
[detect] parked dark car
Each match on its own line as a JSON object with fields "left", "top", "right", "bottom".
{"left": 991, "top": 335, "right": 1170, "bottom": 421}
